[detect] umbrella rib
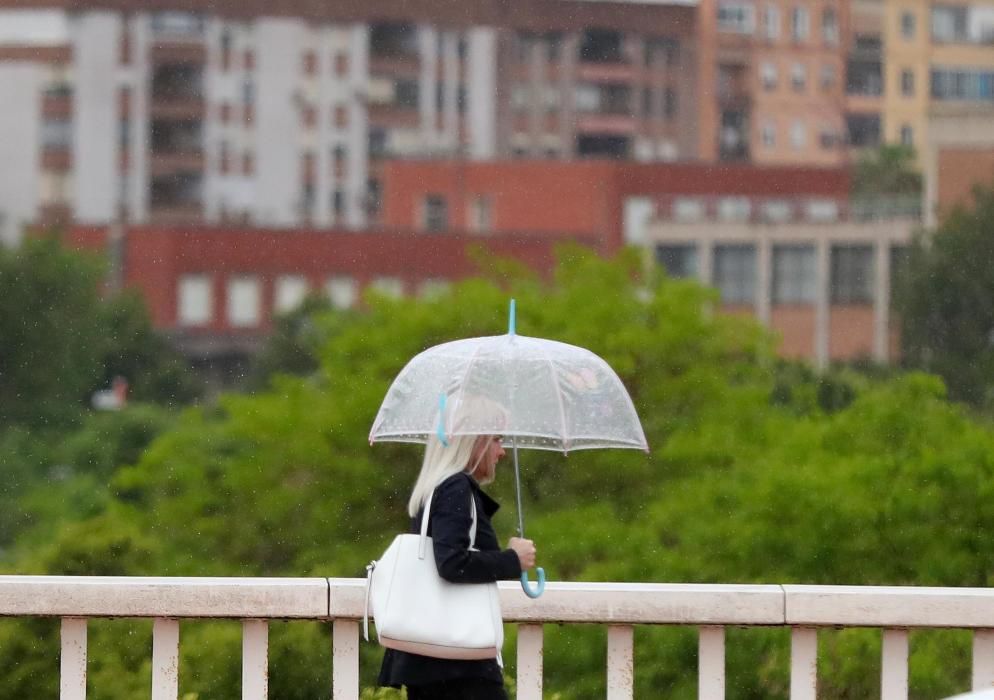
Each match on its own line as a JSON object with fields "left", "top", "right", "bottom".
{"left": 536, "top": 339, "right": 570, "bottom": 452}
{"left": 450, "top": 339, "right": 489, "bottom": 438}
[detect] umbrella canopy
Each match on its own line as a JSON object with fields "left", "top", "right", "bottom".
{"left": 369, "top": 333, "right": 648, "bottom": 454}
{"left": 369, "top": 301, "right": 648, "bottom": 598}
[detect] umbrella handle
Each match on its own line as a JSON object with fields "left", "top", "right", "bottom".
{"left": 520, "top": 567, "right": 546, "bottom": 599}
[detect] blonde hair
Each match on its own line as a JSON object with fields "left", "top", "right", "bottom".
{"left": 407, "top": 434, "right": 485, "bottom": 517}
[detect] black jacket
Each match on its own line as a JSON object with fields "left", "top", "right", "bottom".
{"left": 378, "top": 472, "right": 522, "bottom": 688}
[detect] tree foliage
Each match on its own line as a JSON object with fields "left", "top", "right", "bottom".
{"left": 0, "top": 236, "right": 198, "bottom": 429}
{"left": 1, "top": 246, "right": 992, "bottom": 698}
{"left": 898, "top": 184, "right": 994, "bottom": 409}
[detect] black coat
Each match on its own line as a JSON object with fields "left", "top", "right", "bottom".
{"left": 378, "top": 472, "right": 522, "bottom": 688}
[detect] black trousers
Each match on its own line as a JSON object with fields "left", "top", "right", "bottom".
{"left": 405, "top": 678, "right": 508, "bottom": 700}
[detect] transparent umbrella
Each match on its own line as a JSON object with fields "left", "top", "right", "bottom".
{"left": 369, "top": 301, "right": 649, "bottom": 598}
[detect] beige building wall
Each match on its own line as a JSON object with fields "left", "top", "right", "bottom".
{"left": 645, "top": 219, "right": 917, "bottom": 367}
{"left": 750, "top": 0, "right": 849, "bottom": 166}
{"left": 881, "top": 0, "right": 930, "bottom": 151}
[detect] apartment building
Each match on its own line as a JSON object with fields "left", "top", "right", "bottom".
{"left": 844, "top": 0, "right": 994, "bottom": 157}
{"left": 0, "top": 1, "right": 700, "bottom": 244}
{"left": 698, "top": 0, "right": 850, "bottom": 165}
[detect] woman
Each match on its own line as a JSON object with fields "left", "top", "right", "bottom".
{"left": 378, "top": 432, "right": 537, "bottom": 700}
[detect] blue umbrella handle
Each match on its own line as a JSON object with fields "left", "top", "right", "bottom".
{"left": 520, "top": 567, "right": 546, "bottom": 598}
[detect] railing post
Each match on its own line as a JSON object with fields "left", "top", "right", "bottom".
{"left": 60, "top": 617, "right": 87, "bottom": 700}
{"left": 974, "top": 629, "right": 994, "bottom": 689}
{"left": 607, "top": 625, "right": 634, "bottom": 700}
{"left": 698, "top": 626, "right": 724, "bottom": 700}
{"left": 517, "top": 624, "right": 544, "bottom": 700}
{"left": 790, "top": 627, "right": 817, "bottom": 700}
{"left": 151, "top": 618, "right": 179, "bottom": 700}
{"left": 881, "top": 628, "right": 908, "bottom": 700}
{"left": 242, "top": 619, "right": 268, "bottom": 700}
{"left": 332, "top": 619, "right": 359, "bottom": 700}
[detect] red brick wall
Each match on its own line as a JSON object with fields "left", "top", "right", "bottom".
{"left": 771, "top": 305, "right": 817, "bottom": 359}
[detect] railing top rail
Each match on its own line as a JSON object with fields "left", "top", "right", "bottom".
{"left": 0, "top": 576, "right": 328, "bottom": 619}
{"left": 4, "top": 577, "right": 994, "bottom": 629}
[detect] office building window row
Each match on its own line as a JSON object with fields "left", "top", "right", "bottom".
{"left": 655, "top": 243, "right": 903, "bottom": 305}
{"left": 177, "top": 273, "right": 441, "bottom": 327}
{"left": 665, "top": 196, "right": 841, "bottom": 223}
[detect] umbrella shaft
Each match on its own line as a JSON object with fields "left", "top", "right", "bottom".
{"left": 512, "top": 442, "right": 525, "bottom": 538}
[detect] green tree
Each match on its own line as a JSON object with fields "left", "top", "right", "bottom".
{"left": 852, "top": 144, "right": 922, "bottom": 199}
{"left": 897, "top": 184, "right": 994, "bottom": 408}
{"left": 0, "top": 236, "right": 198, "bottom": 428}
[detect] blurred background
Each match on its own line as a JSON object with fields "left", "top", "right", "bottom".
{"left": 2, "top": 0, "right": 994, "bottom": 697}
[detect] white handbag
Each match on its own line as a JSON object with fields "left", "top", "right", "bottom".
{"left": 364, "top": 486, "right": 504, "bottom": 661}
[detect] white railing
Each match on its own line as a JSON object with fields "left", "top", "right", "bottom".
{"left": 3, "top": 577, "right": 994, "bottom": 699}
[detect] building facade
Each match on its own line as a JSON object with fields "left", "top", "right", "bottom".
{"left": 844, "top": 0, "right": 994, "bottom": 158}
{"left": 380, "top": 158, "right": 915, "bottom": 365}
{"left": 0, "top": 1, "right": 701, "bottom": 244}
{"left": 699, "top": 0, "right": 851, "bottom": 165}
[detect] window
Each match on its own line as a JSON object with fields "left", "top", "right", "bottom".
{"left": 901, "top": 11, "right": 916, "bottom": 39}
{"left": 831, "top": 245, "right": 874, "bottom": 304}
{"left": 762, "top": 4, "right": 780, "bottom": 39}
{"left": 468, "top": 195, "right": 493, "bottom": 233}
{"left": 713, "top": 244, "right": 757, "bottom": 304}
{"left": 772, "top": 245, "right": 816, "bottom": 303}
{"left": 242, "top": 79, "right": 254, "bottom": 106}
{"left": 655, "top": 244, "right": 699, "bottom": 278}
{"left": 422, "top": 194, "right": 448, "bottom": 232}
{"left": 663, "top": 88, "right": 678, "bottom": 118}
{"left": 274, "top": 275, "right": 309, "bottom": 314}
{"left": 575, "top": 84, "right": 600, "bottom": 112}
{"left": 418, "top": 279, "right": 451, "bottom": 298}
{"left": 368, "top": 128, "right": 387, "bottom": 158}
{"left": 673, "top": 197, "right": 706, "bottom": 222}
{"left": 791, "top": 62, "right": 807, "bottom": 91}
{"left": 332, "top": 189, "right": 345, "bottom": 217}
{"left": 901, "top": 69, "right": 915, "bottom": 96}
{"left": 761, "top": 61, "right": 778, "bottom": 89}
{"left": 178, "top": 274, "right": 212, "bottom": 326}
{"left": 792, "top": 6, "right": 810, "bottom": 41}
{"left": 761, "top": 119, "right": 777, "bottom": 146}
{"left": 790, "top": 119, "right": 806, "bottom": 148}
{"left": 822, "top": 7, "right": 839, "bottom": 44}
{"left": 511, "top": 84, "right": 530, "bottom": 111}
{"left": 806, "top": 198, "right": 840, "bottom": 221}
{"left": 227, "top": 275, "right": 261, "bottom": 328}
{"left": 717, "top": 1, "right": 756, "bottom": 33}
{"left": 644, "top": 37, "right": 680, "bottom": 66}
{"left": 819, "top": 126, "right": 839, "bottom": 149}
{"left": 545, "top": 32, "right": 563, "bottom": 61}
{"left": 717, "top": 197, "right": 752, "bottom": 222}
{"left": 762, "top": 199, "right": 793, "bottom": 222}
{"left": 395, "top": 79, "right": 419, "bottom": 108}
{"left": 931, "top": 68, "right": 994, "bottom": 102}
{"left": 578, "top": 28, "right": 625, "bottom": 62}
{"left": 325, "top": 276, "right": 357, "bottom": 309}
{"left": 820, "top": 63, "right": 836, "bottom": 89}
{"left": 371, "top": 277, "right": 404, "bottom": 298}
{"left": 41, "top": 118, "right": 72, "bottom": 149}
{"left": 900, "top": 124, "right": 914, "bottom": 146}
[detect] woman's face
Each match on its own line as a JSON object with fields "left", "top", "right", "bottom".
{"left": 469, "top": 435, "right": 505, "bottom": 484}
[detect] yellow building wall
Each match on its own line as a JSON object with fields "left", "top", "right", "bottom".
{"left": 882, "top": 0, "right": 931, "bottom": 155}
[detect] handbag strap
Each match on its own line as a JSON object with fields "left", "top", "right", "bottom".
{"left": 418, "top": 477, "right": 478, "bottom": 559}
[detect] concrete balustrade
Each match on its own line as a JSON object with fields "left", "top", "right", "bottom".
{"left": 1, "top": 576, "right": 994, "bottom": 699}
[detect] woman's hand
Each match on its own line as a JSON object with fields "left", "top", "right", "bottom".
{"left": 508, "top": 537, "right": 537, "bottom": 571}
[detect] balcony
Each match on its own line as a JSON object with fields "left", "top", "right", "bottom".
{"left": 5, "top": 576, "right": 994, "bottom": 698}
